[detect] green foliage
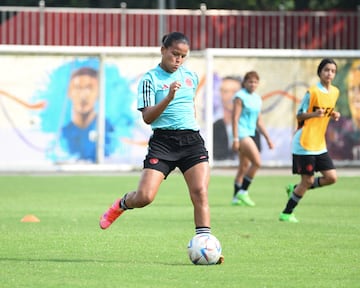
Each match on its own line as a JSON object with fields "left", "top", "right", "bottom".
{"left": 0, "top": 173, "right": 359, "bottom": 288}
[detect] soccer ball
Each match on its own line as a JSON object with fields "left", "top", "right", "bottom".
{"left": 187, "top": 233, "right": 222, "bottom": 265}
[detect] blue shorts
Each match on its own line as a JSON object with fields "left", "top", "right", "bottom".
{"left": 292, "top": 152, "right": 335, "bottom": 175}
{"left": 143, "top": 129, "right": 209, "bottom": 178}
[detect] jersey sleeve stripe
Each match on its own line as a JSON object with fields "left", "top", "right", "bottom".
{"left": 143, "top": 80, "right": 151, "bottom": 107}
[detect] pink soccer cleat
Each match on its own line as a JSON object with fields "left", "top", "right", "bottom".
{"left": 99, "top": 199, "right": 124, "bottom": 229}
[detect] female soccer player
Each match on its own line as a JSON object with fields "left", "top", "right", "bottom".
{"left": 279, "top": 58, "right": 341, "bottom": 223}
{"left": 232, "top": 71, "right": 274, "bottom": 206}
{"left": 99, "top": 32, "right": 223, "bottom": 262}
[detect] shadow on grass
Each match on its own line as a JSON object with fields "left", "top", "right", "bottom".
{"left": 0, "top": 257, "right": 119, "bottom": 263}
{"left": 0, "top": 257, "right": 192, "bottom": 266}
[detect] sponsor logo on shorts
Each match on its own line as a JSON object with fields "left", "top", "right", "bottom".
{"left": 199, "top": 155, "right": 207, "bottom": 159}
{"left": 306, "top": 164, "right": 313, "bottom": 172}
{"left": 149, "top": 158, "right": 159, "bottom": 165}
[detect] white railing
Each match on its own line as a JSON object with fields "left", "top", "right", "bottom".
{"left": 0, "top": 3, "right": 359, "bottom": 49}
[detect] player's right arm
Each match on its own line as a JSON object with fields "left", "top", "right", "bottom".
{"left": 296, "top": 91, "right": 324, "bottom": 127}
{"left": 297, "top": 108, "right": 325, "bottom": 122}
{"left": 141, "top": 81, "right": 181, "bottom": 124}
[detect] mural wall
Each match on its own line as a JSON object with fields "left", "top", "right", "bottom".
{"left": 0, "top": 53, "right": 358, "bottom": 169}
{"left": 210, "top": 57, "right": 360, "bottom": 165}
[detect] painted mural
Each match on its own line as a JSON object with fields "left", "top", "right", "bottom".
{"left": 0, "top": 54, "right": 358, "bottom": 168}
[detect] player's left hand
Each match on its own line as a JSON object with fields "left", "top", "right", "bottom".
{"left": 331, "top": 111, "right": 341, "bottom": 121}
{"left": 267, "top": 138, "right": 275, "bottom": 149}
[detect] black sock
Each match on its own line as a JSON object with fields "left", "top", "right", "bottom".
{"left": 234, "top": 183, "right": 242, "bottom": 197}
{"left": 283, "top": 193, "right": 302, "bottom": 214}
{"left": 241, "top": 176, "right": 252, "bottom": 190}
{"left": 120, "top": 193, "right": 133, "bottom": 210}
{"left": 310, "top": 177, "right": 321, "bottom": 189}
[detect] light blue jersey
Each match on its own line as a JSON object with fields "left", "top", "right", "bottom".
{"left": 234, "top": 88, "right": 262, "bottom": 139}
{"left": 137, "top": 64, "right": 199, "bottom": 131}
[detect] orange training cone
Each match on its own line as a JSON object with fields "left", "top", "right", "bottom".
{"left": 21, "top": 214, "right": 40, "bottom": 223}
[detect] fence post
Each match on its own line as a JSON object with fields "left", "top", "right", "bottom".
{"left": 120, "top": 2, "right": 127, "bottom": 47}
{"left": 39, "top": 0, "right": 45, "bottom": 45}
{"left": 358, "top": 5, "right": 360, "bottom": 49}
{"left": 96, "top": 53, "right": 106, "bottom": 164}
{"left": 279, "top": 5, "right": 285, "bottom": 49}
{"left": 158, "top": 0, "right": 166, "bottom": 44}
{"left": 200, "top": 3, "right": 207, "bottom": 50}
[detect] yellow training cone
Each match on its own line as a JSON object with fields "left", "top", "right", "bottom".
{"left": 21, "top": 214, "right": 40, "bottom": 223}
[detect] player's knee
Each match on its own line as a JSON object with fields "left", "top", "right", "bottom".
{"left": 250, "top": 159, "right": 261, "bottom": 171}
{"left": 191, "top": 187, "right": 208, "bottom": 203}
{"left": 326, "top": 174, "right": 337, "bottom": 185}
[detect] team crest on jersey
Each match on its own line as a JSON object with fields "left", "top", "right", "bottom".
{"left": 185, "top": 78, "right": 193, "bottom": 87}
{"left": 162, "top": 84, "right": 169, "bottom": 90}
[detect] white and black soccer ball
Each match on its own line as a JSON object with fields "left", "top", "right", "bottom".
{"left": 187, "top": 233, "right": 222, "bottom": 265}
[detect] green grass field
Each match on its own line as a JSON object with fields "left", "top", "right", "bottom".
{"left": 0, "top": 173, "right": 359, "bottom": 288}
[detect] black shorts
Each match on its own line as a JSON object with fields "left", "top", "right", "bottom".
{"left": 143, "top": 129, "right": 209, "bottom": 178}
{"left": 251, "top": 130, "right": 261, "bottom": 152}
{"left": 292, "top": 152, "right": 335, "bottom": 175}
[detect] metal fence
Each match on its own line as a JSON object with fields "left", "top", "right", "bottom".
{"left": 0, "top": 3, "right": 359, "bottom": 50}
